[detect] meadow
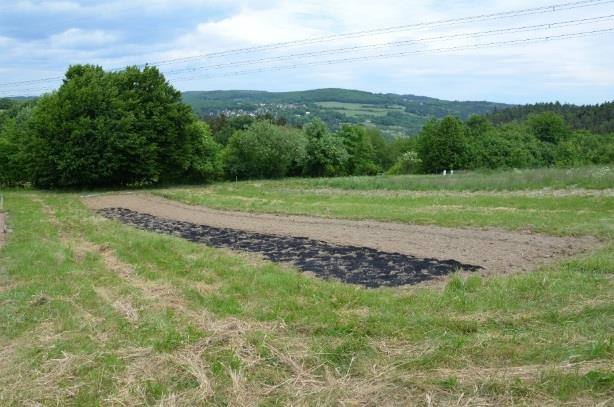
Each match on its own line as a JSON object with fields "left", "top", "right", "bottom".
{"left": 0, "top": 166, "right": 612, "bottom": 405}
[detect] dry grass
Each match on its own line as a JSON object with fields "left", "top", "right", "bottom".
{"left": 0, "top": 191, "right": 612, "bottom": 405}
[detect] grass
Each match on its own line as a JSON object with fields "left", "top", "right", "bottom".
{"left": 155, "top": 167, "right": 614, "bottom": 239}
{"left": 1, "top": 167, "right": 613, "bottom": 405}
{"left": 315, "top": 101, "right": 406, "bottom": 118}
{"left": 281, "top": 165, "right": 614, "bottom": 191}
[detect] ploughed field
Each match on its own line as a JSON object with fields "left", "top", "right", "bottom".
{"left": 1, "top": 167, "right": 613, "bottom": 405}
{"left": 85, "top": 194, "right": 596, "bottom": 287}
{"left": 95, "top": 206, "right": 482, "bottom": 288}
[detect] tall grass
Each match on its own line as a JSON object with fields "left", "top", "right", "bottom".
{"left": 280, "top": 166, "right": 614, "bottom": 191}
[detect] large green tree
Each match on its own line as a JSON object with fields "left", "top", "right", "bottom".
{"left": 527, "top": 112, "right": 571, "bottom": 144}
{"left": 302, "top": 119, "right": 349, "bottom": 177}
{"left": 417, "top": 116, "right": 467, "bottom": 173}
{"left": 337, "top": 124, "right": 380, "bottom": 175}
{"left": 26, "top": 64, "right": 220, "bottom": 188}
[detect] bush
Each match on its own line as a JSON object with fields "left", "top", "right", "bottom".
{"left": 222, "top": 120, "right": 307, "bottom": 180}
{"left": 556, "top": 131, "right": 614, "bottom": 166}
{"left": 387, "top": 151, "right": 422, "bottom": 175}
{"left": 465, "top": 123, "right": 543, "bottom": 169}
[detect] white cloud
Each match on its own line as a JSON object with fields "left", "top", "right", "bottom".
{"left": 1, "top": 0, "right": 614, "bottom": 102}
{"left": 49, "top": 28, "right": 118, "bottom": 48}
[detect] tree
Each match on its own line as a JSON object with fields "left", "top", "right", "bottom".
{"left": 222, "top": 121, "right": 307, "bottom": 180}
{"left": 556, "top": 131, "right": 614, "bottom": 166}
{"left": 527, "top": 112, "right": 570, "bottom": 144}
{"left": 417, "top": 116, "right": 467, "bottom": 173}
{"left": 387, "top": 151, "right": 422, "bottom": 175}
{"left": 302, "top": 119, "right": 349, "bottom": 177}
{"left": 25, "top": 64, "right": 218, "bottom": 188}
{"left": 337, "top": 124, "right": 380, "bottom": 175}
{"left": 0, "top": 103, "right": 34, "bottom": 186}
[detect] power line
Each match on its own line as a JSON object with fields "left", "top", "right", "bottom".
{"left": 2, "top": 25, "right": 612, "bottom": 96}
{"left": 0, "top": 0, "right": 612, "bottom": 89}
{"left": 159, "top": 15, "right": 614, "bottom": 77}
{"left": 168, "top": 27, "right": 614, "bottom": 82}
{"left": 148, "top": 0, "right": 614, "bottom": 67}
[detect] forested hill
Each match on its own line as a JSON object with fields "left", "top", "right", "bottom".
{"left": 486, "top": 101, "right": 614, "bottom": 134}
{"left": 182, "top": 88, "right": 509, "bottom": 136}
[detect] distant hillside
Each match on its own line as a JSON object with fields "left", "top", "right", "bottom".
{"left": 182, "top": 88, "right": 510, "bottom": 136}
{"left": 486, "top": 101, "right": 614, "bottom": 134}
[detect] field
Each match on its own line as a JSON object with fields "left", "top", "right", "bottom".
{"left": 314, "top": 102, "right": 407, "bottom": 118}
{"left": 1, "top": 167, "right": 613, "bottom": 405}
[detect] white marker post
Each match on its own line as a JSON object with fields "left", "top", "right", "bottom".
{"left": 443, "top": 170, "right": 447, "bottom": 176}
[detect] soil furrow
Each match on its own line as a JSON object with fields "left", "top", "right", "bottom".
{"left": 98, "top": 207, "right": 482, "bottom": 287}
{"left": 83, "top": 193, "right": 599, "bottom": 280}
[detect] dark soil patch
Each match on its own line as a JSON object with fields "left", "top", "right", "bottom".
{"left": 98, "top": 208, "right": 482, "bottom": 288}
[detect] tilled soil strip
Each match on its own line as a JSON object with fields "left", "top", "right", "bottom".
{"left": 84, "top": 194, "right": 599, "bottom": 278}
{"left": 98, "top": 208, "right": 482, "bottom": 287}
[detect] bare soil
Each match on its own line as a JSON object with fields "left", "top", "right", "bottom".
{"left": 84, "top": 193, "right": 599, "bottom": 284}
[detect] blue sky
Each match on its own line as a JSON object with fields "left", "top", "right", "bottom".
{"left": 0, "top": 0, "right": 613, "bottom": 104}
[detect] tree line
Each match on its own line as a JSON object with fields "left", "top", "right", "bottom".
{"left": 1, "top": 65, "right": 613, "bottom": 188}
{"left": 487, "top": 101, "right": 614, "bottom": 135}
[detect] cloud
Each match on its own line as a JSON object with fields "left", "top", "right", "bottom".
{"left": 49, "top": 28, "right": 118, "bottom": 48}
{"left": 1, "top": 0, "right": 613, "bottom": 103}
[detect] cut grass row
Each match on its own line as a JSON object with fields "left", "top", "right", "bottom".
{"left": 155, "top": 186, "right": 614, "bottom": 239}
{"left": 0, "top": 184, "right": 613, "bottom": 404}
{"left": 271, "top": 166, "right": 614, "bottom": 191}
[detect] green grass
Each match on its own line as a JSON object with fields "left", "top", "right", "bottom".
{"left": 282, "top": 166, "right": 614, "bottom": 191}
{"left": 315, "top": 101, "right": 405, "bottom": 118}
{"left": 1, "top": 168, "right": 613, "bottom": 404}
{"left": 155, "top": 168, "right": 614, "bottom": 239}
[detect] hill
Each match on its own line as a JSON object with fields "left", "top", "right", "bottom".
{"left": 486, "top": 101, "right": 614, "bottom": 134}
{"left": 182, "top": 88, "right": 510, "bottom": 136}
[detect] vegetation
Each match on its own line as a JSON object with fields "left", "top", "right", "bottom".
{"left": 417, "top": 116, "right": 467, "bottom": 173}
{"left": 1, "top": 171, "right": 612, "bottom": 404}
{"left": 487, "top": 100, "right": 614, "bottom": 134}
{"left": 0, "top": 65, "right": 221, "bottom": 188}
{"left": 155, "top": 167, "right": 614, "bottom": 238}
{"left": 184, "top": 88, "right": 509, "bottom": 136}
{"left": 222, "top": 120, "right": 306, "bottom": 179}
{"left": 2, "top": 66, "right": 613, "bottom": 189}
{"left": 281, "top": 166, "right": 614, "bottom": 192}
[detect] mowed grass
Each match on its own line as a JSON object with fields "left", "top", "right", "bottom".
{"left": 1, "top": 167, "right": 613, "bottom": 405}
{"left": 155, "top": 167, "right": 614, "bottom": 239}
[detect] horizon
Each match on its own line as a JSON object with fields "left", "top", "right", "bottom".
{"left": 6, "top": 86, "right": 614, "bottom": 106}
{"left": 180, "top": 87, "right": 614, "bottom": 106}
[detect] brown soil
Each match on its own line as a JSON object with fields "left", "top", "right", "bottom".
{"left": 83, "top": 193, "right": 599, "bottom": 277}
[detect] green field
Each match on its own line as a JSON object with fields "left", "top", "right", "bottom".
{"left": 156, "top": 167, "right": 614, "bottom": 238}
{"left": 1, "top": 167, "right": 613, "bottom": 405}
{"left": 315, "top": 101, "right": 406, "bottom": 118}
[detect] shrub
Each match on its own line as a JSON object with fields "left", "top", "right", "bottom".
{"left": 387, "top": 151, "right": 422, "bottom": 175}
{"left": 222, "top": 121, "right": 307, "bottom": 180}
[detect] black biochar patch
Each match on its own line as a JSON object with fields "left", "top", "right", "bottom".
{"left": 98, "top": 208, "right": 482, "bottom": 288}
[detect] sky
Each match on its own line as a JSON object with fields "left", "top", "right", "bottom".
{"left": 0, "top": 0, "right": 613, "bottom": 104}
